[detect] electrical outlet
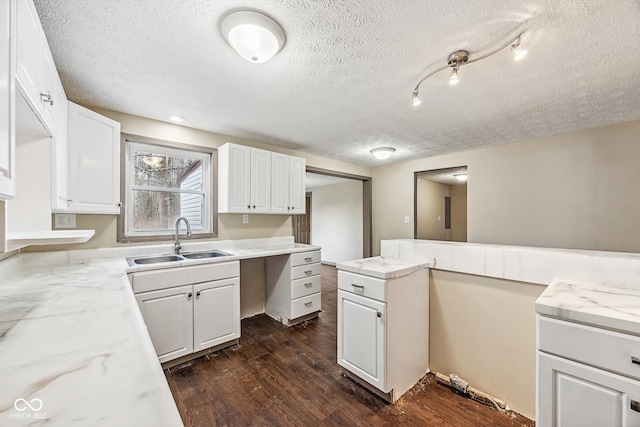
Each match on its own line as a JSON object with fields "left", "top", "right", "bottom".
{"left": 55, "top": 213, "right": 76, "bottom": 229}
{"left": 242, "top": 214, "right": 249, "bottom": 224}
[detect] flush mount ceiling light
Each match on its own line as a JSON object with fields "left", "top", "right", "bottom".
{"left": 412, "top": 28, "right": 527, "bottom": 105}
{"left": 370, "top": 147, "right": 396, "bottom": 160}
{"left": 169, "top": 115, "right": 186, "bottom": 123}
{"left": 221, "top": 10, "right": 285, "bottom": 63}
{"left": 454, "top": 172, "right": 468, "bottom": 182}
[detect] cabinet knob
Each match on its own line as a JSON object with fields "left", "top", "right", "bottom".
{"left": 116, "top": 202, "right": 122, "bottom": 207}
{"left": 187, "top": 292, "right": 193, "bottom": 299}
{"left": 247, "top": 205, "right": 251, "bottom": 209}
{"left": 632, "top": 400, "right": 640, "bottom": 413}
{"left": 287, "top": 206, "right": 290, "bottom": 210}
{"left": 196, "top": 291, "right": 201, "bottom": 298}
{"left": 632, "top": 356, "right": 640, "bottom": 365}
{"left": 253, "top": 205, "right": 256, "bottom": 209}
{"left": 40, "top": 91, "right": 54, "bottom": 106}
{"left": 377, "top": 312, "right": 382, "bottom": 318}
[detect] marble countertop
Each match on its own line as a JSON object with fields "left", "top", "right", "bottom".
{"left": 337, "top": 256, "right": 429, "bottom": 280}
{"left": 0, "top": 258, "right": 183, "bottom": 426}
{"left": 0, "top": 237, "right": 320, "bottom": 426}
{"left": 535, "top": 279, "right": 640, "bottom": 336}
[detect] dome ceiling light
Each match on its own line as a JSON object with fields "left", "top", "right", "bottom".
{"left": 221, "top": 10, "right": 285, "bottom": 63}
{"left": 370, "top": 147, "right": 396, "bottom": 160}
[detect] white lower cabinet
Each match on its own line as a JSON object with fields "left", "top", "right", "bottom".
{"left": 336, "top": 267, "right": 429, "bottom": 402}
{"left": 537, "top": 315, "right": 640, "bottom": 427}
{"left": 265, "top": 250, "right": 321, "bottom": 326}
{"left": 131, "top": 262, "right": 240, "bottom": 364}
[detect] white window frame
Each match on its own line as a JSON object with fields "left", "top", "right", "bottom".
{"left": 118, "top": 134, "right": 216, "bottom": 242}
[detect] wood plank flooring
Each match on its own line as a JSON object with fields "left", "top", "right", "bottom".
{"left": 165, "top": 265, "right": 534, "bottom": 427}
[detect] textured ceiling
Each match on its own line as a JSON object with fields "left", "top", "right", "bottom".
{"left": 34, "top": 1, "right": 640, "bottom": 167}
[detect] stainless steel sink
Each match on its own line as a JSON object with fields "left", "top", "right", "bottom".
{"left": 128, "top": 255, "right": 184, "bottom": 265}
{"left": 182, "top": 250, "right": 230, "bottom": 259}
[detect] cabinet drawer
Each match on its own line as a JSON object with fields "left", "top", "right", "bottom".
{"left": 538, "top": 316, "right": 640, "bottom": 381}
{"left": 291, "top": 275, "right": 322, "bottom": 299}
{"left": 131, "top": 261, "right": 240, "bottom": 294}
{"left": 291, "top": 292, "right": 321, "bottom": 319}
{"left": 338, "top": 270, "right": 386, "bottom": 302}
{"left": 291, "top": 251, "right": 321, "bottom": 267}
{"left": 291, "top": 263, "right": 321, "bottom": 281}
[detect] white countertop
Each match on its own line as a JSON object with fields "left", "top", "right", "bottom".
{"left": 337, "top": 256, "right": 429, "bottom": 279}
{"left": 535, "top": 279, "right": 640, "bottom": 336}
{"left": 0, "top": 237, "right": 320, "bottom": 426}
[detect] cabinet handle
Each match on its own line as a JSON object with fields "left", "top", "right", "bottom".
{"left": 304, "top": 301, "right": 313, "bottom": 307}
{"left": 632, "top": 400, "right": 640, "bottom": 413}
{"left": 304, "top": 270, "right": 312, "bottom": 275}
{"left": 304, "top": 282, "right": 313, "bottom": 288}
{"left": 40, "top": 91, "right": 54, "bottom": 106}
{"left": 252, "top": 205, "right": 256, "bottom": 209}
{"left": 304, "top": 257, "right": 312, "bottom": 262}
{"left": 196, "top": 291, "right": 201, "bottom": 298}
{"left": 351, "top": 284, "right": 364, "bottom": 290}
{"left": 632, "top": 356, "right": 640, "bottom": 365}
{"left": 287, "top": 206, "right": 291, "bottom": 210}
{"left": 116, "top": 202, "right": 122, "bottom": 207}
{"left": 187, "top": 292, "right": 193, "bottom": 299}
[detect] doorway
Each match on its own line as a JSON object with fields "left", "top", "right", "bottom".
{"left": 414, "top": 166, "right": 468, "bottom": 242}
{"left": 292, "top": 166, "right": 373, "bottom": 264}
{"left": 293, "top": 192, "right": 312, "bottom": 244}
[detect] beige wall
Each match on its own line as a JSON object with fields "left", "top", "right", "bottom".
{"left": 430, "top": 270, "right": 545, "bottom": 419}
{"left": 310, "top": 180, "right": 363, "bottom": 263}
{"left": 24, "top": 107, "right": 371, "bottom": 252}
{"left": 450, "top": 184, "right": 467, "bottom": 242}
{"left": 416, "top": 178, "right": 449, "bottom": 240}
{"left": 372, "top": 119, "right": 640, "bottom": 255}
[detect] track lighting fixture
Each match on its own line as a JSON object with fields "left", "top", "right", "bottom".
{"left": 412, "top": 29, "right": 527, "bottom": 106}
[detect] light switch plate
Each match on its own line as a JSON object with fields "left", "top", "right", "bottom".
{"left": 404, "top": 215, "right": 410, "bottom": 224}
{"left": 55, "top": 213, "right": 76, "bottom": 228}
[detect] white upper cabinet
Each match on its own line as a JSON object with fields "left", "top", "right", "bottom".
{"left": 271, "top": 153, "right": 306, "bottom": 214}
{"left": 67, "top": 102, "right": 121, "bottom": 214}
{"left": 288, "top": 155, "right": 306, "bottom": 214}
{"left": 0, "top": 0, "right": 16, "bottom": 200}
{"left": 50, "top": 72, "right": 68, "bottom": 211}
{"left": 218, "top": 143, "right": 271, "bottom": 213}
{"left": 15, "top": 0, "right": 56, "bottom": 135}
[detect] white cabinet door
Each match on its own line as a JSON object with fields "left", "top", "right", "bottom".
{"left": 51, "top": 73, "right": 68, "bottom": 211}
{"left": 0, "top": 0, "right": 15, "bottom": 200}
{"left": 218, "top": 143, "right": 251, "bottom": 213}
{"left": 193, "top": 278, "right": 240, "bottom": 352}
{"left": 289, "top": 155, "right": 306, "bottom": 214}
{"left": 250, "top": 147, "right": 271, "bottom": 213}
{"left": 136, "top": 285, "right": 194, "bottom": 364}
{"left": 15, "top": 0, "right": 41, "bottom": 114}
{"left": 337, "top": 289, "right": 386, "bottom": 391}
{"left": 270, "top": 152, "right": 290, "bottom": 213}
{"left": 67, "top": 102, "right": 121, "bottom": 214}
{"left": 538, "top": 352, "right": 640, "bottom": 427}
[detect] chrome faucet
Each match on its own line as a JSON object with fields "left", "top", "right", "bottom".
{"left": 174, "top": 217, "right": 192, "bottom": 254}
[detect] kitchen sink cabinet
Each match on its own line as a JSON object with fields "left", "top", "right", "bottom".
{"left": 131, "top": 261, "right": 240, "bottom": 364}
{"left": 265, "top": 250, "right": 321, "bottom": 326}
{"left": 0, "top": 0, "right": 15, "bottom": 200}
{"left": 271, "top": 152, "right": 306, "bottom": 214}
{"left": 67, "top": 102, "right": 121, "bottom": 214}
{"left": 218, "top": 143, "right": 271, "bottom": 214}
{"left": 536, "top": 315, "right": 640, "bottom": 427}
{"left": 336, "top": 266, "right": 429, "bottom": 402}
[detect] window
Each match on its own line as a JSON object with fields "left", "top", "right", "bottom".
{"left": 118, "top": 134, "right": 216, "bottom": 242}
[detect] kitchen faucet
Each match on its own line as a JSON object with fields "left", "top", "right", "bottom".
{"left": 174, "top": 217, "right": 192, "bottom": 254}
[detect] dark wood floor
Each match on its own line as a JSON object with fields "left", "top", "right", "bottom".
{"left": 165, "top": 265, "right": 534, "bottom": 427}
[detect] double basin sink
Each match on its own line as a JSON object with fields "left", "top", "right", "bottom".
{"left": 126, "top": 250, "right": 230, "bottom": 267}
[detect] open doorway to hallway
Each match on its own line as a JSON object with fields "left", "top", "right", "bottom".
{"left": 414, "top": 166, "right": 468, "bottom": 242}
{"left": 293, "top": 168, "right": 371, "bottom": 264}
